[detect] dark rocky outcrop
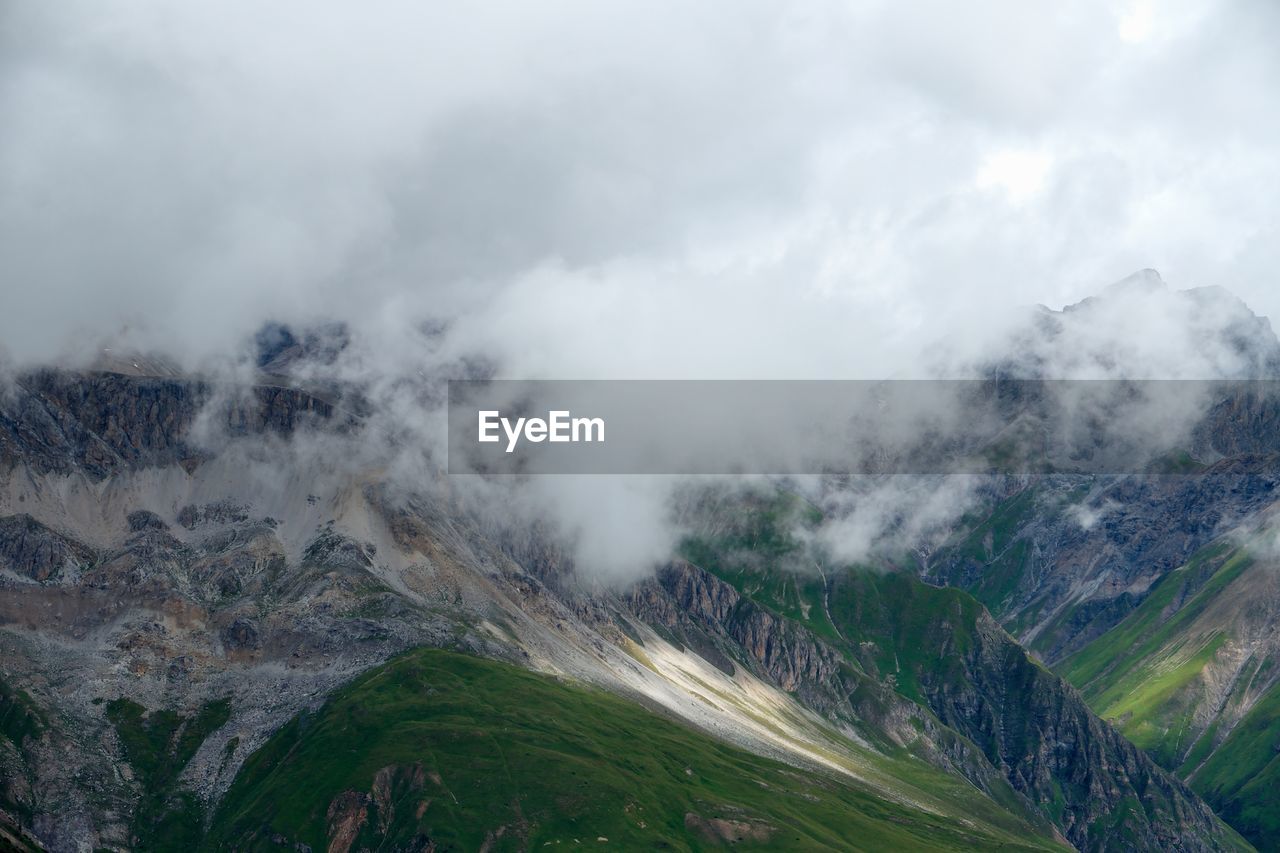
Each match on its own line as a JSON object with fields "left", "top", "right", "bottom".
{"left": 920, "top": 608, "right": 1230, "bottom": 851}
{"left": 0, "top": 515, "right": 94, "bottom": 583}
{"left": 0, "top": 370, "right": 350, "bottom": 480}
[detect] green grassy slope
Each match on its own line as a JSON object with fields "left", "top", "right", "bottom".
{"left": 1190, "top": 682, "right": 1280, "bottom": 848}
{"left": 1057, "top": 541, "right": 1280, "bottom": 848}
{"left": 0, "top": 676, "right": 45, "bottom": 850}
{"left": 1058, "top": 543, "right": 1247, "bottom": 763}
{"left": 107, "top": 696, "right": 233, "bottom": 849}
{"left": 935, "top": 488, "right": 1040, "bottom": 620}
{"left": 207, "top": 649, "right": 1066, "bottom": 852}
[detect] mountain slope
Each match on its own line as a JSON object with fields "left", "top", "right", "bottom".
{"left": 670, "top": 495, "right": 1248, "bottom": 851}
{"left": 1059, "top": 536, "right": 1280, "bottom": 849}
{"left": 928, "top": 464, "right": 1280, "bottom": 847}
{"left": 0, "top": 364, "right": 1253, "bottom": 851}
{"left": 207, "top": 648, "right": 1065, "bottom": 852}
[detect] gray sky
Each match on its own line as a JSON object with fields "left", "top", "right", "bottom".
{"left": 3, "top": 0, "right": 1279, "bottom": 377}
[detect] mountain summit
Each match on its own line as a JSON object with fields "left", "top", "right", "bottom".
{"left": 1006, "top": 270, "right": 1280, "bottom": 379}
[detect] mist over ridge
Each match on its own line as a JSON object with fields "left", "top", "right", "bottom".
{"left": 5, "top": 4, "right": 1280, "bottom": 850}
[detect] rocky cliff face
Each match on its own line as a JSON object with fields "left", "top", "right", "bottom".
{"left": 0, "top": 370, "right": 349, "bottom": 481}
{"left": 914, "top": 604, "right": 1226, "bottom": 851}
{"left": 929, "top": 464, "right": 1280, "bottom": 661}
{"left": 634, "top": 550, "right": 1240, "bottom": 852}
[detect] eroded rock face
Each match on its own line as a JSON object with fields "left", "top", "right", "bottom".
{"left": 926, "top": 459, "right": 1280, "bottom": 665}
{"left": 0, "top": 514, "right": 94, "bottom": 582}
{"left": 0, "top": 490, "right": 478, "bottom": 850}
{"left": 317, "top": 764, "right": 436, "bottom": 853}
{"left": 326, "top": 790, "right": 371, "bottom": 853}
{"left": 0, "top": 370, "right": 349, "bottom": 481}
{"left": 0, "top": 371, "right": 203, "bottom": 479}
{"left": 636, "top": 562, "right": 840, "bottom": 691}
{"left": 917, "top": 609, "right": 1227, "bottom": 851}
{"left": 684, "top": 812, "right": 774, "bottom": 845}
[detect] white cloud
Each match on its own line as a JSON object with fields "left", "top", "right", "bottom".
{"left": 4, "top": 0, "right": 1280, "bottom": 580}
{"left": 975, "top": 148, "right": 1055, "bottom": 204}
{"left": 1118, "top": 0, "right": 1157, "bottom": 43}
{"left": 1, "top": 0, "right": 1278, "bottom": 376}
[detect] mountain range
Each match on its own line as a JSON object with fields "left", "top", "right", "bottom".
{"left": 2, "top": 273, "right": 1280, "bottom": 850}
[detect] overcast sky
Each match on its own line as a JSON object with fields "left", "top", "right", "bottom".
{"left": 3, "top": 0, "right": 1279, "bottom": 377}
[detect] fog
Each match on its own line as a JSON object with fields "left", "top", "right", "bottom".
{"left": 6, "top": 0, "right": 1280, "bottom": 376}
{"left": 4, "top": 0, "right": 1280, "bottom": 580}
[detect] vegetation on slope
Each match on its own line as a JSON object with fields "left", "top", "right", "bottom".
{"left": 207, "top": 649, "right": 1066, "bottom": 852}
{"left": 1058, "top": 543, "right": 1247, "bottom": 762}
{"left": 1189, "top": 681, "right": 1280, "bottom": 848}
{"left": 1058, "top": 540, "right": 1280, "bottom": 849}
{"left": 678, "top": 491, "right": 1251, "bottom": 852}
{"left": 933, "top": 487, "right": 1040, "bottom": 620}
{"left": 0, "top": 677, "right": 43, "bottom": 752}
{"left": 0, "top": 675, "right": 44, "bottom": 839}
{"left": 107, "top": 696, "right": 232, "bottom": 851}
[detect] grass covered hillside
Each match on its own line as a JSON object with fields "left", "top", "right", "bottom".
{"left": 1060, "top": 539, "right": 1280, "bottom": 849}
{"left": 206, "top": 649, "right": 1067, "bottom": 852}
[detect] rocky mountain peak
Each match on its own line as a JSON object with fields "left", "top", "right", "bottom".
{"left": 1004, "top": 270, "right": 1280, "bottom": 379}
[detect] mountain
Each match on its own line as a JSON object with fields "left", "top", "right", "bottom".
{"left": 919, "top": 276, "right": 1280, "bottom": 848}
{"left": 673, "top": 495, "right": 1242, "bottom": 850}
{"left": 0, "top": 358, "right": 1248, "bottom": 851}
{"left": 926, "top": 275, "right": 1280, "bottom": 664}
{"left": 997, "top": 270, "right": 1280, "bottom": 380}
{"left": 932, "top": 479, "right": 1280, "bottom": 848}
{"left": 1057, "top": 535, "right": 1280, "bottom": 849}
